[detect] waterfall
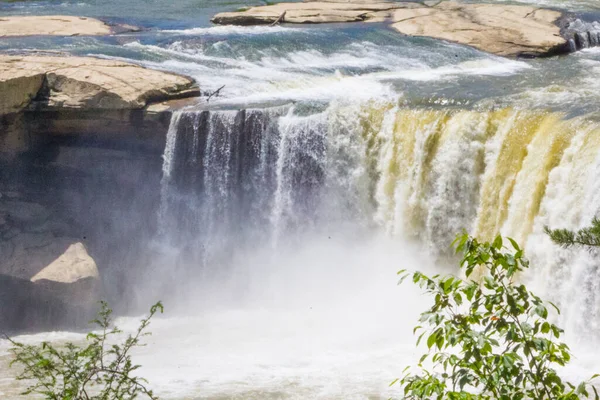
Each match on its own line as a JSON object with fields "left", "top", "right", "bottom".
{"left": 158, "top": 101, "right": 600, "bottom": 337}
{"left": 567, "top": 19, "right": 600, "bottom": 50}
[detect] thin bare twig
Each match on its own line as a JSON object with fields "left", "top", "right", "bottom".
{"left": 206, "top": 85, "right": 225, "bottom": 102}
{"left": 271, "top": 11, "right": 286, "bottom": 26}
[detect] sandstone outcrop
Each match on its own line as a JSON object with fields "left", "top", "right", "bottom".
{"left": 212, "top": 1, "right": 419, "bottom": 25}
{"left": 0, "top": 15, "right": 134, "bottom": 37}
{"left": 211, "top": 0, "right": 571, "bottom": 58}
{"left": 0, "top": 55, "right": 200, "bottom": 114}
{"left": 0, "top": 55, "right": 200, "bottom": 158}
{"left": 391, "top": 2, "right": 567, "bottom": 58}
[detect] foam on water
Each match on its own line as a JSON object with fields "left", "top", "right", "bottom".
{"left": 117, "top": 40, "right": 531, "bottom": 105}
{"left": 374, "top": 58, "right": 531, "bottom": 82}
{"left": 124, "top": 236, "right": 431, "bottom": 399}
{"left": 161, "top": 25, "right": 308, "bottom": 36}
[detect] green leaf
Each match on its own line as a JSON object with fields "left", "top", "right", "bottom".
{"left": 507, "top": 237, "right": 521, "bottom": 252}
{"left": 427, "top": 332, "right": 437, "bottom": 349}
{"left": 493, "top": 235, "right": 503, "bottom": 250}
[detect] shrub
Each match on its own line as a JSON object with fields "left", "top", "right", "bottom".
{"left": 395, "top": 234, "right": 598, "bottom": 399}
{"left": 8, "top": 301, "right": 163, "bottom": 400}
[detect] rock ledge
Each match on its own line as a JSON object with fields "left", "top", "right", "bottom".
{"left": 0, "top": 55, "right": 200, "bottom": 115}
{"left": 0, "top": 15, "right": 129, "bottom": 37}
{"left": 212, "top": 0, "right": 571, "bottom": 57}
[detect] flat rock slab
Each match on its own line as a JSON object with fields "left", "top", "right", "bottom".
{"left": 212, "top": 1, "right": 419, "bottom": 24}
{"left": 391, "top": 2, "right": 566, "bottom": 57}
{"left": 0, "top": 16, "right": 115, "bottom": 37}
{"left": 0, "top": 55, "right": 200, "bottom": 114}
{"left": 211, "top": 0, "right": 570, "bottom": 57}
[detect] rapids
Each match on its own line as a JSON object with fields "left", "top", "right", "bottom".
{"left": 2, "top": 0, "right": 600, "bottom": 398}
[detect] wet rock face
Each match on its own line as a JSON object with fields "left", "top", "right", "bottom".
{"left": 212, "top": 0, "right": 571, "bottom": 58}
{"left": 0, "top": 208, "right": 102, "bottom": 332}
{"left": 0, "top": 136, "right": 164, "bottom": 332}
{"left": 0, "top": 179, "right": 102, "bottom": 332}
{"left": 0, "top": 274, "right": 100, "bottom": 334}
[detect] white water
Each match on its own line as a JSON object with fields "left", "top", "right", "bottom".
{"left": 3, "top": 98, "right": 600, "bottom": 398}
{"left": 116, "top": 39, "right": 530, "bottom": 105}
{"left": 136, "top": 103, "right": 600, "bottom": 398}
{"left": 125, "top": 236, "right": 432, "bottom": 400}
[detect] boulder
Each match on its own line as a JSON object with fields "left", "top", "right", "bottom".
{"left": 391, "top": 2, "right": 568, "bottom": 58}
{"left": 0, "top": 195, "right": 92, "bottom": 281}
{"left": 0, "top": 16, "right": 131, "bottom": 37}
{"left": 211, "top": 0, "right": 571, "bottom": 58}
{"left": 0, "top": 232, "right": 83, "bottom": 280}
{"left": 0, "top": 55, "right": 200, "bottom": 114}
{"left": 31, "top": 242, "right": 99, "bottom": 284}
{"left": 211, "top": 1, "right": 418, "bottom": 25}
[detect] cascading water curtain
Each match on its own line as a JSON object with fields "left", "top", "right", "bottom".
{"left": 157, "top": 102, "right": 600, "bottom": 340}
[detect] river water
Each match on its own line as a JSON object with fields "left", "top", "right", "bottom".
{"left": 2, "top": 0, "right": 600, "bottom": 398}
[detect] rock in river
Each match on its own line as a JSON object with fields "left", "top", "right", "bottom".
{"left": 211, "top": 0, "right": 571, "bottom": 58}
{"left": 0, "top": 55, "right": 200, "bottom": 114}
{"left": 0, "top": 15, "right": 135, "bottom": 37}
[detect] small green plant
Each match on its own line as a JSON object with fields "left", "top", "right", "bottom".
{"left": 8, "top": 301, "right": 163, "bottom": 400}
{"left": 395, "top": 234, "right": 598, "bottom": 399}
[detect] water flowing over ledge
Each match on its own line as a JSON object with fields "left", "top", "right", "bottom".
{"left": 155, "top": 102, "right": 600, "bottom": 339}
{"left": 2, "top": 96, "right": 600, "bottom": 398}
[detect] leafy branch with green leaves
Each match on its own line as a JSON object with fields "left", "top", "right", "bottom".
{"left": 7, "top": 301, "right": 163, "bottom": 400}
{"left": 395, "top": 233, "right": 598, "bottom": 399}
